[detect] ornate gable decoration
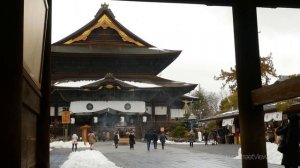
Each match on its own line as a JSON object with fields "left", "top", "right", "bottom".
{"left": 64, "top": 14, "right": 144, "bottom": 46}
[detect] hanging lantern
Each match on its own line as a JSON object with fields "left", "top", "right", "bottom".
{"left": 120, "top": 116, "right": 125, "bottom": 122}
{"left": 142, "top": 116, "right": 147, "bottom": 123}
{"left": 93, "top": 116, "right": 98, "bottom": 123}
{"left": 71, "top": 117, "right": 75, "bottom": 124}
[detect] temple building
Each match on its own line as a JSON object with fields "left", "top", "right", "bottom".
{"left": 50, "top": 4, "right": 197, "bottom": 139}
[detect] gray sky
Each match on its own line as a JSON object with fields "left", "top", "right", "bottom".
{"left": 52, "top": 0, "right": 300, "bottom": 93}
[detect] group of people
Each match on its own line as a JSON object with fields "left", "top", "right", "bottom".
{"left": 113, "top": 130, "right": 136, "bottom": 150}
{"left": 71, "top": 130, "right": 168, "bottom": 152}
{"left": 144, "top": 131, "right": 168, "bottom": 151}
{"left": 201, "top": 127, "right": 231, "bottom": 145}
{"left": 71, "top": 131, "right": 97, "bottom": 151}
{"left": 114, "top": 130, "right": 168, "bottom": 151}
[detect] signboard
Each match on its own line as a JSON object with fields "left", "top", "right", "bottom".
{"left": 264, "top": 112, "right": 282, "bottom": 122}
{"left": 61, "top": 111, "right": 70, "bottom": 124}
{"left": 222, "top": 118, "right": 234, "bottom": 126}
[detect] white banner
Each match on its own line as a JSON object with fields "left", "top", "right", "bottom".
{"left": 155, "top": 106, "right": 167, "bottom": 115}
{"left": 222, "top": 118, "right": 234, "bottom": 126}
{"left": 272, "top": 112, "right": 282, "bottom": 121}
{"left": 264, "top": 112, "right": 282, "bottom": 122}
{"left": 50, "top": 107, "right": 55, "bottom": 116}
{"left": 69, "top": 101, "right": 145, "bottom": 113}
{"left": 170, "top": 109, "right": 185, "bottom": 118}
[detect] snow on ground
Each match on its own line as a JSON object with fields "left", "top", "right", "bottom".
{"left": 50, "top": 141, "right": 89, "bottom": 150}
{"left": 162, "top": 140, "right": 205, "bottom": 145}
{"left": 234, "top": 142, "right": 282, "bottom": 165}
{"left": 61, "top": 150, "right": 122, "bottom": 168}
{"left": 51, "top": 140, "right": 282, "bottom": 166}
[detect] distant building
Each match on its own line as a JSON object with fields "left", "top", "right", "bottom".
{"left": 50, "top": 4, "right": 197, "bottom": 138}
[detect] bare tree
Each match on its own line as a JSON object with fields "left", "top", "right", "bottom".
{"left": 206, "top": 92, "right": 220, "bottom": 114}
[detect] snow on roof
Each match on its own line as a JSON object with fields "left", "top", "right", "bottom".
{"left": 123, "top": 81, "right": 161, "bottom": 88}
{"left": 149, "top": 47, "right": 166, "bottom": 51}
{"left": 54, "top": 80, "right": 97, "bottom": 87}
{"left": 54, "top": 80, "right": 161, "bottom": 88}
{"left": 183, "top": 94, "right": 198, "bottom": 99}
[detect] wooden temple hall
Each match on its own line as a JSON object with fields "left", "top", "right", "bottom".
{"left": 50, "top": 4, "right": 197, "bottom": 139}
{"left": 6, "top": 0, "right": 300, "bottom": 167}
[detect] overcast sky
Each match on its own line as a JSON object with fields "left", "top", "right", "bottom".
{"left": 52, "top": 0, "right": 300, "bottom": 93}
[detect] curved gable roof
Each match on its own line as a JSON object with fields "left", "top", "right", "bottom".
{"left": 53, "top": 4, "right": 153, "bottom": 47}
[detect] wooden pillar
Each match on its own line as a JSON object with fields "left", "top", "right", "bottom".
{"left": 167, "top": 104, "right": 171, "bottom": 121}
{"left": 2, "top": 1, "right": 23, "bottom": 166}
{"left": 54, "top": 105, "right": 58, "bottom": 117}
{"left": 232, "top": 1, "right": 267, "bottom": 168}
{"left": 54, "top": 106, "right": 59, "bottom": 127}
{"left": 152, "top": 103, "right": 155, "bottom": 122}
{"left": 37, "top": 0, "right": 51, "bottom": 166}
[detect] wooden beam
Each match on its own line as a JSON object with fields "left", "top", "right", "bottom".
{"left": 117, "top": 0, "right": 300, "bottom": 8}
{"left": 257, "top": 0, "right": 300, "bottom": 8}
{"left": 117, "top": 0, "right": 233, "bottom": 6}
{"left": 252, "top": 76, "right": 300, "bottom": 106}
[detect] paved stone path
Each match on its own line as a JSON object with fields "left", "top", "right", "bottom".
{"left": 50, "top": 141, "right": 282, "bottom": 168}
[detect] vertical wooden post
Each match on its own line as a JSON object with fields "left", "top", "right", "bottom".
{"left": 232, "top": 1, "right": 267, "bottom": 168}
{"left": 37, "top": 0, "right": 51, "bottom": 167}
{"left": 3, "top": 1, "right": 23, "bottom": 167}
{"left": 167, "top": 104, "right": 171, "bottom": 121}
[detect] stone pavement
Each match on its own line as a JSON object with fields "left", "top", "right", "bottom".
{"left": 50, "top": 141, "right": 282, "bottom": 168}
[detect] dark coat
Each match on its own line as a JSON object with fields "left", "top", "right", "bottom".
{"left": 160, "top": 134, "right": 167, "bottom": 142}
{"left": 276, "top": 115, "right": 300, "bottom": 166}
{"left": 188, "top": 134, "right": 195, "bottom": 142}
{"left": 129, "top": 134, "right": 135, "bottom": 144}
{"left": 144, "top": 132, "right": 152, "bottom": 141}
{"left": 113, "top": 134, "right": 119, "bottom": 143}
{"left": 152, "top": 133, "right": 158, "bottom": 142}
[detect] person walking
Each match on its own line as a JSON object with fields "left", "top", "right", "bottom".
{"left": 144, "top": 130, "right": 152, "bottom": 151}
{"left": 267, "top": 125, "right": 275, "bottom": 143}
{"left": 276, "top": 111, "right": 300, "bottom": 168}
{"left": 88, "top": 131, "right": 96, "bottom": 150}
{"left": 203, "top": 130, "right": 209, "bottom": 145}
{"left": 129, "top": 131, "right": 135, "bottom": 150}
{"left": 71, "top": 133, "right": 78, "bottom": 152}
{"left": 210, "top": 129, "right": 218, "bottom": 145}
{"left": 159, "top": 132, "right": 168, "bottom": 150}
{"left": 188, "top": 132, "right": 195, "bottom": 147}
{"left": 152, "top": 131, "right": 158, "bottom": 149}
{"left": 113, "top": 131, "right": 120, "bottom": 148}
